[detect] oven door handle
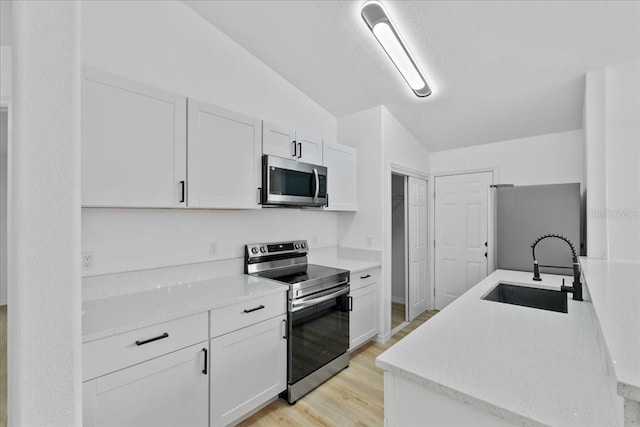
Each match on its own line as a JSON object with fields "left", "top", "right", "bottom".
{"left": 291, "top": 283, "right": 350, "bottom": 311}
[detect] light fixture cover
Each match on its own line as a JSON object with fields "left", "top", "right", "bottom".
{"left": 361, "top": 1, "right": 432, "bottom": 97}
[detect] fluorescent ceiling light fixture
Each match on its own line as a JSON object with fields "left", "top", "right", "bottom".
{"left": 361, "top": 1, "right": 432, "bottom": 97}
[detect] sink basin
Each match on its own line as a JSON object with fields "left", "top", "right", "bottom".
{"left": 483, "top": 283, "right": 567, "bottom": 313}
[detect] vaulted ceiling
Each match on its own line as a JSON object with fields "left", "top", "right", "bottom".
{"left": 184, "top": 0, "right": 640, "bottom": 152}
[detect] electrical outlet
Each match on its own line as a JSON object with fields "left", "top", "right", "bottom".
{"left": 209, "top": 242, "right": 217, "bottom": 257}
{"left": 366, "top": 235, "right": 373, "bottom": 248}
{"left": 82, "top": 252, "right": 94, "bottom": 271}
{"left": 312, "top": 235, "right": 318, "bottom": 247}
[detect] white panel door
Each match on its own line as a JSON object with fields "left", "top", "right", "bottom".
{"left": 322, "top": 142, "right": 358, "bottom": 211}
{"left": 210, "top": 315, "right": 287, "bottom": 427}
{"left": 408, "top": 177, "right": 429, "bottom": 321}
{"left": 83, "top": 343, "right": 208, "bottom": 427}
{"left": 262, "top": 121, "right": 295, "bottom": 159}
{"left": 435, "top": 172, "right": 492, "bottom": 309}
{"left": 295, "top": 132, "right": 323, "bottom": 164}
{"left": 82, "top": 66, "right": 187, "bottom": 207}
{"left": 187, "top": 99, "right": 261, "bottom": 209}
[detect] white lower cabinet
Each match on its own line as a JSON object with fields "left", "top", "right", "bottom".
{"left": 210, "top": 314, "right": 287, "bottom": 427}
{"left": 83, "top": 343, "right": 209, "bottom": 427}
{"left": 349, "top": 282, "right": 378, "bottom": 350}
{"left": 349, "top": 267, "right": 380, "bottom": 350}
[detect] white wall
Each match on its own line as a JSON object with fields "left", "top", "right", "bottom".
{"left": 585, "top": 69, "right": 608, "bottom": 259}
{"left": 430, "top": 129, "right": 584, "bottom": 186}
{"left": 81, "top": 0, "right": 339, "bottom": 279}
{"left": 381, "top": 107, "right": 430, "bottom": 338}
{"left": 10, "top": 1, "right": 82, "bottom": 425}
{"left": 337, "top": 106, "right": 383, "bottom": 250}
{"left": 84, "top": 208, "right": 337, "bottom": 276}
{"left": 585, "top": 61, "right": 640, "bottom": 261}
{"left": 337, "top": 105, "right": 431, "bottom": 340}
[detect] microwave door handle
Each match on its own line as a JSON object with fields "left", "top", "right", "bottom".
{"left": 313, "top": 168, "right": 319, "bottom": 202}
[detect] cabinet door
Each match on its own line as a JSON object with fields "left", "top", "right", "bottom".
{"left": 188, "top": 100, "right": 261, "bottom": 209}
{"left": 323, "top": 142, "right": 358, "bottom": 211}
{"left": 349, "top": 284, "right": 378, "bottom": 351}
{"left": 210, "top": 315, "right": 287, "bottom": 427}
{"left": 83, "top": 343, "right": 208, "bottom": 427}
{"left": 262, "top": 121, "right": 295, "bottom": 159}
{"left": 296, "top": 132, "right": 323, "bottom": 164}
{"left": 82, "top": 66, "right": 187, "bottom": 207}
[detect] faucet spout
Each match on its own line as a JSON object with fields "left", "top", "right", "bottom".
{"left": 531, "top": 234, "right": 583, "bottom": 301}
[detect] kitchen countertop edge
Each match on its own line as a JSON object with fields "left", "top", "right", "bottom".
{"left": 82, "top": 275, "right": 288, "bottom": 343}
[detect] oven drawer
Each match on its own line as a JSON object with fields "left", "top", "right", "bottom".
{"left": 350, "top": 267, "right": 380, "bottom": 291}
{"left": 210, "top": 291, "right": 286, "bottom": 338}
{"left": 83, "top": 312, "right": 208, "bottom": 382}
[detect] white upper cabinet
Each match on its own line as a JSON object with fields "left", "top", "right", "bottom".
{"left": 82, "top": 66, "right": 187, "bottom": 208}
{"left": 187, "top": 99, "right": 262, "bottom": 209}
{"left": 262, "top": 121, "right": 323, "bottom": 164}
{"left": 262, "top": 122, "right": 295, "bottom": 160}
{"left": 295, "top": 132, "right": 323, "bottom": 164}
{"left": 323, "top": 142, "right": 358, "bottom": 211}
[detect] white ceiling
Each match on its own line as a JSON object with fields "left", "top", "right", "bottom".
{"left": 184, "top": 0, "right": 640, "bottom": 152}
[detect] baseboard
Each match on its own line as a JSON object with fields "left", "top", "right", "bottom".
{"left": 391, "top": 296, "right": 405, "bottom": 305}
{"left": 375, "top": 332, "right": 391, "bottom": 344}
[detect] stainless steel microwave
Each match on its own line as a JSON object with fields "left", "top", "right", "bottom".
{"left": 261, "top": 155, "right": 328, "bottom": 207}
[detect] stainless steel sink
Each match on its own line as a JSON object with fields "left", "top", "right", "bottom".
{"left": 482, "top": 283, "right": 567, "bottom": 313}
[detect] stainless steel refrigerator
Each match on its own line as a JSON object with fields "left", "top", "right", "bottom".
{"left": 495, "top": 183, "right": 582, "bottom": 276}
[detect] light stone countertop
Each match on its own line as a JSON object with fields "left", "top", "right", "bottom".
{"left": 580, "top": 257, "right": 640, "bottom": 401}
{"left": 376, "top": 269, "right": 617, "bottom": 426}
{"left": 82, "top": 275, "right": 287, "bottom": 343}
{"left": 311, "top": 257, "right": 381, "bottom": 273}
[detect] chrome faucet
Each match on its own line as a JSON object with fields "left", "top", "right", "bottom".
{"left": 531, "top": 234, "right": 583, "bottom": 301}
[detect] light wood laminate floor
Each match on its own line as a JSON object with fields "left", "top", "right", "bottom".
{"left": 238, "top": 309, "right": 438, "bottom": 427}
{"left": 1, "top": 305, "right": 6, "bottom": 427}
{"left": 390, "top": 302, "right": 406, "bottom": 329}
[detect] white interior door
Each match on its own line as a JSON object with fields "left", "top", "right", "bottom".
{"left": 408, "top": 177, "right": 428, "bottom": 321}
{"left": 435, "top": 172, "right": 493, "bottom": 309}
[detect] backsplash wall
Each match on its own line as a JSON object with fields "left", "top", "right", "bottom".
{"left": 82, "top": 208, "right": 338, "bottom": 278}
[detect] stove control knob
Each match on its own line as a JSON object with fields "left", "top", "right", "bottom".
{"left": 251, "top": 247, "right": 258, "bottom": 255}
{"left": 301, "top": 242, "right": 306, "bottom": 249}
{"left": 294, "top": 243, "right": 300, "bottom": 249}
{"left": 260, "top": 247, "right": 267, "bottom": 253}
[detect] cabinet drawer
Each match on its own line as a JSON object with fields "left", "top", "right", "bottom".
{"left": 211, "top": 292, "right": 286, "bottom": 338}
{"left": 83, "top": 312, "right": 208, "bottom": 381}
{"left": 350, "top": 267, "right": 380, "bottom": 291}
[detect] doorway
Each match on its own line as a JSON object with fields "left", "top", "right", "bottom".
{"left": 391, "top": 174, "right": 406, "bottom": 330}
{"left": 1, "top": 108, "right": 7, "bottom": 307}
{"left": 434, "top": 171, "right": 493, "bottom": 309}
{"left": 390, "top": 172, "right": 429, "bottom": 334}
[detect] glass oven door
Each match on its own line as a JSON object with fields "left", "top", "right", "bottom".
{"left": 288, "top": 285, "right": 350, "bottom": 384}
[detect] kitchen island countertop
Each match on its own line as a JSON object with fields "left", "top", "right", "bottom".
{"left": 376, "top": 269, "right": 618, "bottom": 426}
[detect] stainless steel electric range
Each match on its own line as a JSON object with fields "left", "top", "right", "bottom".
{"left": 245, "top": 240, "right": 350, "bottom": 404}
